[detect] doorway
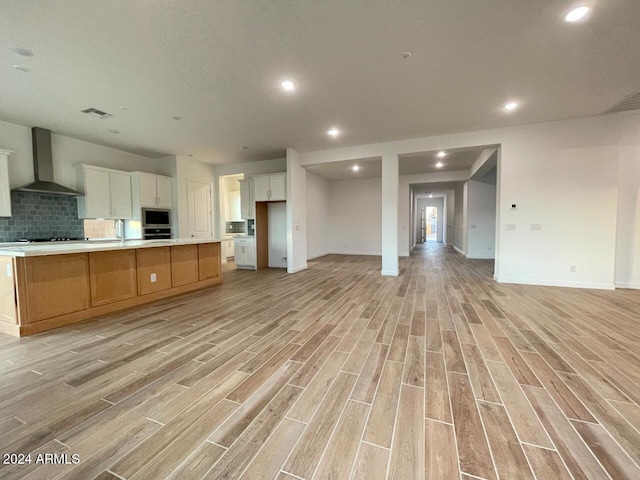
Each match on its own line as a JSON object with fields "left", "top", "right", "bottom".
{"left": 425, "top": 207, "right": 437, "bottom": 243}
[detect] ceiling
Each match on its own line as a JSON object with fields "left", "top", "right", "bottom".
{"left": 1, "top": 1, "right": 639, "bottom": 163}
{"left": 412, "top": 181, "right": 464, "bottom": 199}
{"left": 399, "top": 146, "right": 492, "bottom": 176}
{"left": 306, "top": 158, "right": 381, "bottom": 181}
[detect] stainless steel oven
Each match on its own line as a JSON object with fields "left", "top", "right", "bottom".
{"left": 142, "top": 208, "right": 171, "bottom": 228}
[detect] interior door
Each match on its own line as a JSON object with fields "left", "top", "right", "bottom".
{"left": 268, "top": 202, "right": 287, "bottom": 268}
{"left": 187, "top": 180, "right": 212, "bottom": 239}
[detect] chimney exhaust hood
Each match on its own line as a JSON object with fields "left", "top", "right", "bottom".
{"left": 12, "top": 127, "right": 82, "bottom": 196}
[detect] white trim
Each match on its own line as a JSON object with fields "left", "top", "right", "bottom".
{"left": 287, "top": 264, "right": 308, "bottom": 274}
{"left": 399, "top": 251, "right": 410, "bottom": 257}
{"left": 381, "top": 269, "right": 399, "bottom": 276}
{"left": 467, "top": 255, "right": 495, "bottom": 260}
{"left": 615, "top": 282, "right": 640, "bottom": 290}
{"left": 307, "top": 251, "right": 331, "bottom": 260}
{"left": 493, "top": 274, "right": 498, "bottom": 281}
{"left": 496, "top": 277, "right": 615, "bottom": 290}
{"left": 453, "top": 245, "right": 466, "bottom": 256}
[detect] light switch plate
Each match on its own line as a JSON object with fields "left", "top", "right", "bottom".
{"left": 505, "top": 224, "right": 516, "bottom": 230}
{"left": 6, "top": 264, "right": 11, "bottom": 277}
{"left": 530, "top": 224, "right": 543, "bottom": 230}
{"left": 150, "top": 273, "right": 157, "bottom": 283}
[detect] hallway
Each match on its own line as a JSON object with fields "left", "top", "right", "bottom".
{"left": 0, "top": 246, "right": 639, "bottom": 479}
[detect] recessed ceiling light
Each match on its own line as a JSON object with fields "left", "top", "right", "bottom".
{"left": 352, "top": 165, "right": 360, "bottom": 172}
{"left": 241, "top": 146, "right": 249, "bottom": 150}
{"left": 171, "top": 115, "right": 182, "bottom": 120}
{"left": 281, "top": 80, "right": 295, "bottom": 92}
{"left": 435, "top": 162, "right": 444, "bottom": 168}
{"left": 9, "top": 46, "right": 33, "bottom": 57}
{"left": 503, "top": 101, "right": 519, "bottom": 111}
{"left": 429, "top": 194, "right": 433, "bottom": 198}
{"left": 437, "top": 151, "right": 446, "bottom": 158}
{"left": 119, "top": 106, "right": 128, "bottom": 111}
{"left": 327, "top": 128, "right": 340, "bottom": 137}
{"left": 13, "top": 65, "right": 30, "bottom": 73}
{"left": 401, "top": 51, "right": 412, "bottom": 59}
{"left": 564, "top": 6, "right": 590, "bottom": 23}
{"left": 107, "top": 129, "right": 120, "bottom": 134}
{"left": 188, "top": 154, "right": 194, "bottom": 157}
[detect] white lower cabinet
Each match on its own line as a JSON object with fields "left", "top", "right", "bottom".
{"left": 234, "top": 237, "right": 256, "bottom": 270}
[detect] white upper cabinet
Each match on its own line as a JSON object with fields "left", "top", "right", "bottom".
{"left": 139, "top": 174, "right": 157, "bottom": 207}
{"left": 76, "top": 165, "right": 133, "bottom": 219}
{"left": 269, "top": 174, "right": 286, "bottom": 200}
{"left": 253, "top": 176, "right": 271, "bottom": 202}
{"left": 252, "top": 173, "right": 286, "bottom": 202}
{"left": 239, "top": 179, "right": 254, "bottom": 219}
{"left": 156, "top": 176, "right": 173, "bottom": 208}
{"left": 228, "top": 191, "right": 241, "bottom": 221}
{"left": 109, "top": 171, "right": 133, "bottom": 219}
{"left": 137, "top": 173, "right": 172, "bottom": 208}
{"left": 0, "top": 150, "right": 13, "bottom": 217}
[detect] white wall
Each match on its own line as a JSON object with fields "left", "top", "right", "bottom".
{"left": 300, "top": 114, "right": 640, "bottom": 289}
{"left": 0, "top": 119, "right": 157, "bottom": 190}
{"left": 329, "top": 177, "right": 382, "bottom": 255}
{"left": 615, "top": 122, "right": 640, "bottom": 288}
{"left": 444, "top": 190, "right": 455, "bottom": 245}
{"left": 286, "top": 149, "right": 307, "bottom": 273}
{"left": 466, "top": 180, "right": 496, "bottom": 259}
{"left": 415, "top": 197, "right": 445, "bottom": 243}
{"left": 306, "top": 171, "right": 331, "bottom": 259}
{"left": 454, "top": 183, "right": 464, "bottom": 251}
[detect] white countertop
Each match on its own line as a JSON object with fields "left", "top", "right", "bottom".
{"left": 0, "top": 238, "right": 221, "bottom": 257}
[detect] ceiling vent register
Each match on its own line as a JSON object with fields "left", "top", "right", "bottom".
{"left": 605, "top": 89, "right": 640, "bottom": 114}
{"left": 81, "top": 107, "right": 113, "bottom": 119}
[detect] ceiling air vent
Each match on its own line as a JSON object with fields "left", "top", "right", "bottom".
{"left": 604, "top": 89, "right": 640, "bottom": 114}
{"left": 81, "top": 107, "right": 113, "bottom": 119}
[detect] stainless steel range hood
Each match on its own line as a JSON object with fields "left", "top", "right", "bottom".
{"left": 12, "top": 127, "right": 82, "bottom": 196}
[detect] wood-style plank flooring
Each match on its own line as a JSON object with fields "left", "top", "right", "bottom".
{"left": 1, "top": 243, "right": 640, "bottom": 479}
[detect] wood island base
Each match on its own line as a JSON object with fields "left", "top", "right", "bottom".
{"left": 0, "top": 242, "right": 222, "bottom": 337}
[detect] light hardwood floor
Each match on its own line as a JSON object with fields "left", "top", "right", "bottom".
{"left": 1, "top": 244, "right": 639, "bottom": 479}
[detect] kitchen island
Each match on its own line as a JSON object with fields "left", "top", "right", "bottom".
{"left": 0, "top": 239, "right": 222, "bottom": 336}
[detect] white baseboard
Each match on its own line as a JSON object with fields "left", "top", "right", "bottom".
{"left": 467, "top": 255, "right": 495, "bottom": 260}
{"left": 307, "top": 251, "right": 331, "bottom": 260}
{"left": 453, "top": 246, "right": 466, "bottom": 256}
{"left": 287, "top": 264, "right": 308, "bottom": 274}
{"left": 496, "top": 277, "right": 615, "bottom": 290}
{"left": 381, "top": 269, "right": 399, "bottom": 277}
{"left": 615, "top": 282, "right": 640, "bottom": 290}
{"left": 399, "top": 251, "right": 410, "bottom": 258}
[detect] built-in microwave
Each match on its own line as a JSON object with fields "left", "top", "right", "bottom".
{"left": 142, "top": 208, "right": 171, "bottom": 227}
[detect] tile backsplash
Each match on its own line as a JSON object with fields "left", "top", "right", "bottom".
{"left": 225, "top": 221, "right": 246, "bottom": 234}
{"left": 0, "top": 192, "right": 85, "bottom": 242}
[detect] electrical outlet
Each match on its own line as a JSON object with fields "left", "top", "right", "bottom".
{"left": 150, "top": 273, "right": 157, "bottom": 283}
{"left": 570, "top": 265, "right": 576, "bottom": 273}
{"left": 6, "top": 264, "right": 11, "bottom": 277}
{"left": 530, "top": 224, "right": 543, "bottom": 231}
{"left": 505, "top": 224, "right": 516, "bottom": 230}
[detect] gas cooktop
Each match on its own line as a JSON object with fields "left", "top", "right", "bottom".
{"left": 16, "top": 237, "right": 88, "bottom": 243}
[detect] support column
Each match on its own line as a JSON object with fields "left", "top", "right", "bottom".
{"left": 286, "top": 148, "right": 308, "bottom": 273}
{"left": 381, "top": 153, "right": 399, "bottom": 276}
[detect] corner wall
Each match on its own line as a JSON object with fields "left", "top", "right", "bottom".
{"left": 329, "top": 177, "right": 382, "bottom": 255}
{"left": 466, "top": 180, "right": 496, "bottom": 259}
{"left": 306, "top": 171, "right": 331, "bottom": 259}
